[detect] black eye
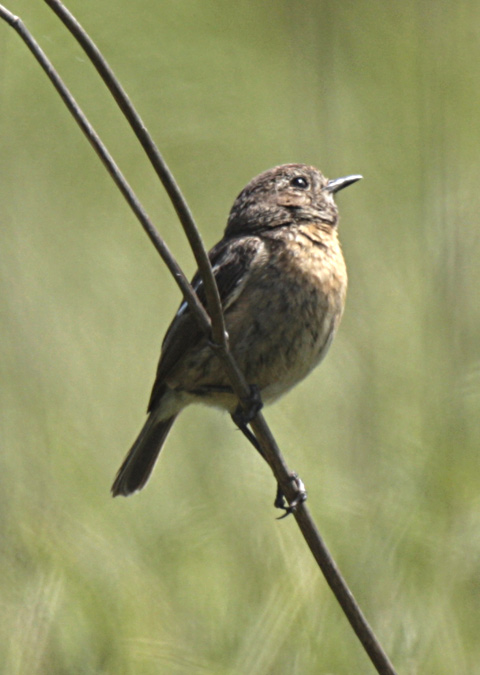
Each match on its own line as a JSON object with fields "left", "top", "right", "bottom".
{"left": 290, "top": 176, "right": 309, "bottom": 189}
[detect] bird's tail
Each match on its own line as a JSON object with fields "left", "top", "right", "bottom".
{"left": 111, "top": 414, "right": 177, "bottom": 497}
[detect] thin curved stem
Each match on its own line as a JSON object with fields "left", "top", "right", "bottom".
{"left": 44, "top": 0, "right": 227, "bottom": 349}
{"left": 0, "top": 5, "right": 210, "bottom": 336}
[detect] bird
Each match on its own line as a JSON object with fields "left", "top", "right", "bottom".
{"left": 111, "top": 163, "right": 361, "bottom": 505}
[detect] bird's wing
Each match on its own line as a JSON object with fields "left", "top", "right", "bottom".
{"left": 147, "top": 235, "right": 262, "bottom": 412}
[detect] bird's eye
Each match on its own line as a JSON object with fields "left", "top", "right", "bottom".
{"left": 290, "top": 176, "right": 309, "bottom": 189}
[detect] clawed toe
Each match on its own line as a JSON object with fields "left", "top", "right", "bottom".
{"left": 275, "top": 473, "right": 307, "bottom": 519}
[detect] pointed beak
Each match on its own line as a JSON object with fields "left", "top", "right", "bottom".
{"left": 326, "top": 174, "right": 363, "bottom": 194}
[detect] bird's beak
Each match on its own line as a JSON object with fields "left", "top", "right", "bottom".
{"left": 326, "top": 174, "right": 363, "bottom": 194}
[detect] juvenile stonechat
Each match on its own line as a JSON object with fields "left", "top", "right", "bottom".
{"left": 111, "top": 164, "right": 361, "bottom": 500}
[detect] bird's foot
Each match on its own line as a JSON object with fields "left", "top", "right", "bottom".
{"left": 275, "top": 473, "right": 307, "bottom": 519}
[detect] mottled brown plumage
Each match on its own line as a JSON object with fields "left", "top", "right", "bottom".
{"left": 111, "top": 164, "right": 361, "bottom": 498}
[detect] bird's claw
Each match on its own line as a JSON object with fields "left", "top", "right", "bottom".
{"left": 275, "top": 473, "right": 307, "bottom": 519}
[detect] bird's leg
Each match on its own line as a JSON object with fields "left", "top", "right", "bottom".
{"left": 231, "top": 385, "right": 285, "bottom": 507}
{"left": 232, "top": 410, "right": 287, "bottom": 512}
{"left": 231, "top": 386, "right": 307, "bottom": 516}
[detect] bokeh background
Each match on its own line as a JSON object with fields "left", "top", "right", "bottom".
{"left": 1, "top": 1, "right": 480, "bottom": 673}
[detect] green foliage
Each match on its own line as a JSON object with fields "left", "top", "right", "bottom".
{"left": 1, "top": 1, "right": 480, "bottom": 672}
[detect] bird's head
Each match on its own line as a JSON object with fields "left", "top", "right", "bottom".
{"left": 226, "top": 163, "right": 361, "bottom": 237}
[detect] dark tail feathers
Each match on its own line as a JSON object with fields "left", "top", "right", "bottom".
{"left": 111, "top": 414, "right": 177, "bottom": 497}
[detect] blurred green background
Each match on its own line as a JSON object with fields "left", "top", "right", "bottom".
{"left": 1, "top": 1, "right": 480, "bottom": 673}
